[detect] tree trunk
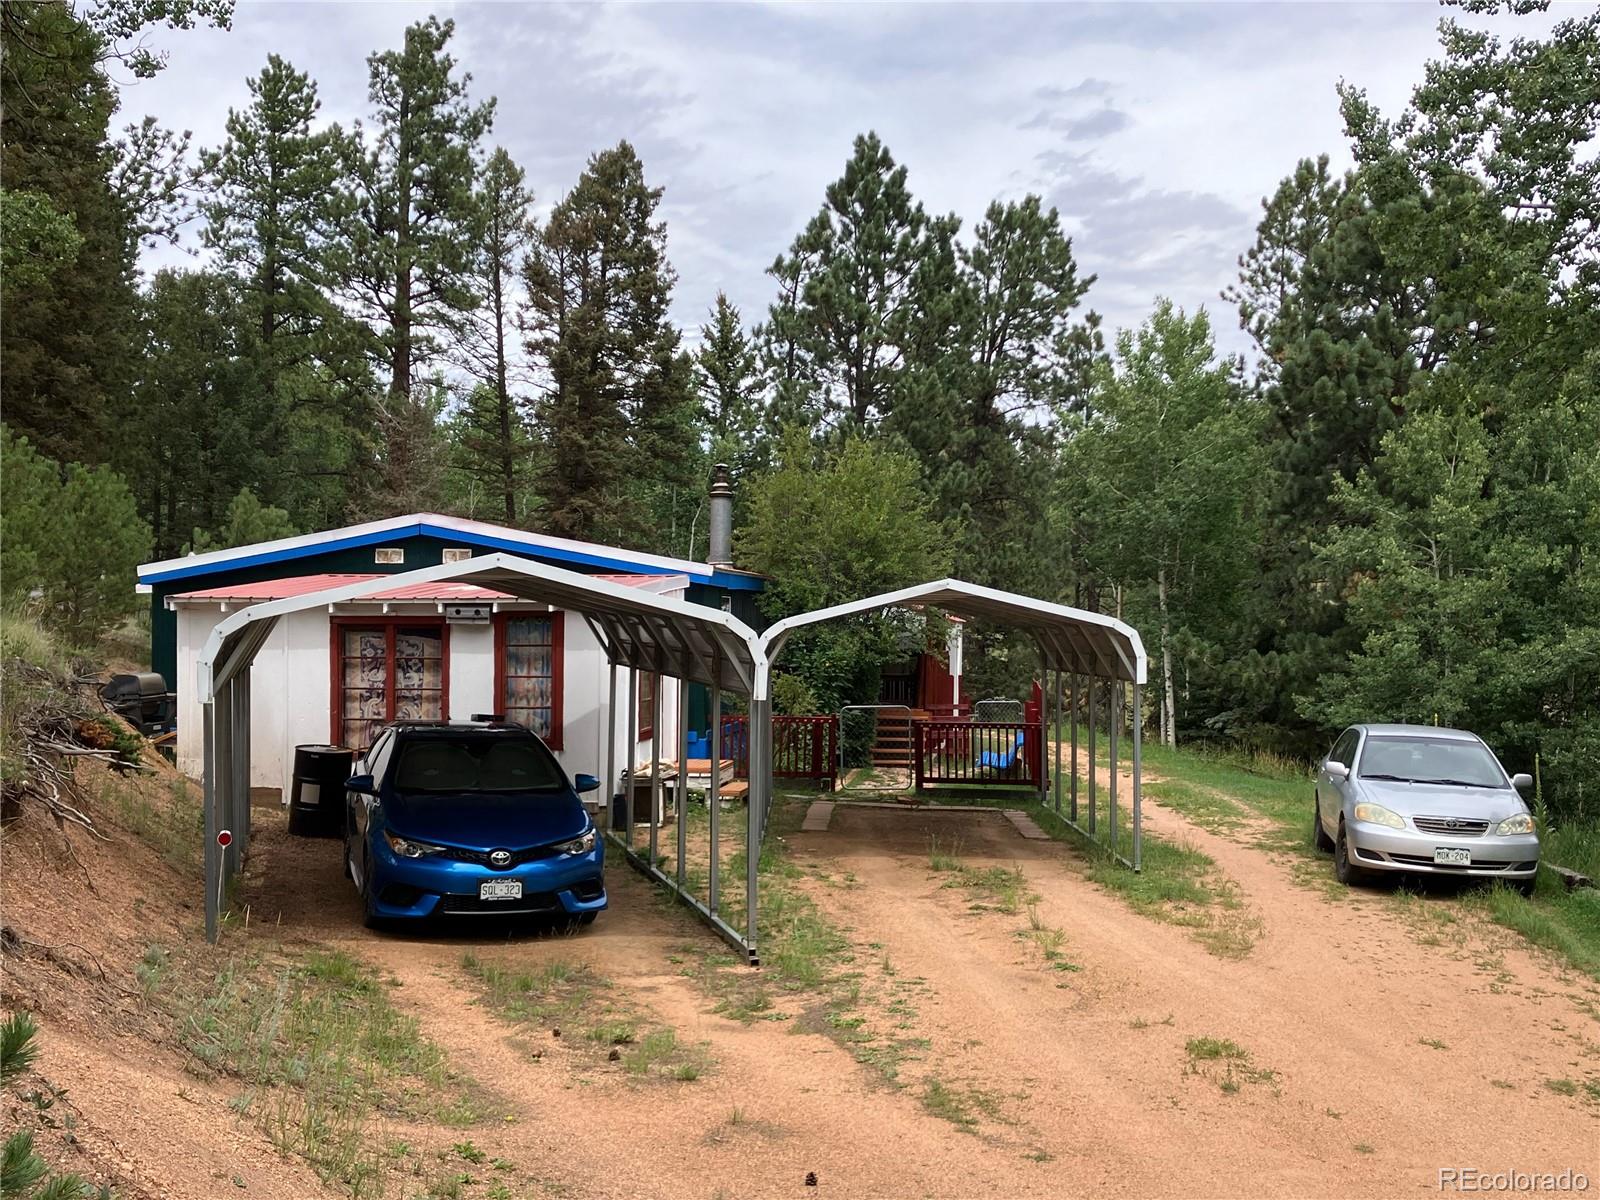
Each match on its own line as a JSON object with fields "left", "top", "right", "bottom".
{"left": 492, "top": 258, "right": 515, "bottom": 525}
{"left": 1158, "top": 566, "right": 1177, "bottom": 748}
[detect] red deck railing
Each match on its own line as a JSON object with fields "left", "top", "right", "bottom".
{"left": 718, "top": 714, "right": 839, "bottom": 790}
{"left": 914, "top": 720, "right": 1043, "bottom": 791}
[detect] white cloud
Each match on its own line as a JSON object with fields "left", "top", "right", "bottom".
{"left": 124, "top": 0, "right": 1576, "bottom": 355}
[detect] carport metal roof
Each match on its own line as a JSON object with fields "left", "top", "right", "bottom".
{"left": 756, "top": 578, "right": 1147, "bottom": 690}
{"left": 198, "top": 553, "right": 761, "bottom": 701}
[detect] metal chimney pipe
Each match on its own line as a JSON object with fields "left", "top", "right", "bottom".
{"left": 708, "top": 463, "right": 734, "bottom": 567}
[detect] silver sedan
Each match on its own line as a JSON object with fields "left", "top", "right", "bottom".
{"left": 1313, "top": 724, "right": 1539, "bottom": 895}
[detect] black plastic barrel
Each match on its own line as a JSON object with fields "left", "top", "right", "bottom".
{"left": 287, "top": 744, "right": 354, "bottom": 838}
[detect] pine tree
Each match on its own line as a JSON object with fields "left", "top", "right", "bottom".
{"left": 0, "top": 425, "right": 151, "bottom": 642}
{"left": 129, "top": 269, "right": 267, "bottom": 555}
{"left": 198, "top": 55, "right": 372, "bottom": 531}
{"left": 188, "top": 487, "right": 297, "bottom": 552}
{"left": 889, "top": 194, "right": 1101, "bottom": 594}
{"left": 523, "top": 141, "right": 692, "bottom": 547}
{"left": 201, "top": 56, "right": 349, "bottom": 350}
{"left": 0, "top": 1, "right": 136, "bottom": 466}
{"left": 694, "top": 292, "right": 763, "bottom": 479}
{"left": 762, "top": 133, "right": 952, "bottom": 432}
{"left": 456, "top": 146, "right": 535, "bottom": 525}
{"left": 335, "top": 16, "right": 493, "bottom": 401}
{"left": 353, "top": 380, "right": 450, "bottom": 519}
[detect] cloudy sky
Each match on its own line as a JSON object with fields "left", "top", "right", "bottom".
{"left": 123, "top": 1, "right": 1566, "bottom": 355}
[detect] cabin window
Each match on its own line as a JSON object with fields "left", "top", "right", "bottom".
{"left": 374, "top": 547, "right": 405, "bottom": 565}
{"left": 333, "top": 621, "right": 447, "bottom": 750}
{"left": 637, "top": 671, "right": 656, "bottom": 741}
{"left": 442, "top": 548, "right": 473, "bottom": 563}
{"left": 495, "top": 612, "right": 564, "bottom": 749}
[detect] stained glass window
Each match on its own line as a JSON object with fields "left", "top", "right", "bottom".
{"left": 337, "top": 624, "right": 444, "bottom": 750}
{"left": 502, "top": 615, "right": 560, "bottom": 745}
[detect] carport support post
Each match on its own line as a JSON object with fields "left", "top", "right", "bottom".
{"left": 1109, "top": 681, "right": 1120, "bottom": 859}
{"left": 624, "top": 669, "right": 637, "bottom": 847}
{"left": 1053, "top": 669, "right": 1063, "bottom": 815}
{"left": 709, "top": 679, "right": 721, "bottom": 915}
{"left": 202, "top": 700, "right": 218, "bottom": 943}
{"left": 1087, "top": 678, "right": 1098, "bottom": 833}
{"left": 604, "top": 663, "right": 617, "bottom": 813}
{"left": 1131, "top": 682, "right": 1143, "bottom": 872}
{"left": 650, "top": 676, "right": 663, "bottom": 867}
{"left": 747, "top": 694, "right": 769, "bottom": 958}
{"left": 676, "top": 676, "right": 689, "bottom": 888}
{"left": 231, "top": 675, "right": 251, "bottom": 867}
{"left": 1069, "top": 672, "right": 1079, "bottom": 822}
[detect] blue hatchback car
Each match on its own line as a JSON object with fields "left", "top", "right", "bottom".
{"left": 343, "top": 720, "right": 607, "bottom": 927}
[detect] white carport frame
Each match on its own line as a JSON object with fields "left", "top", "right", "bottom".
{"left": 194, "top": 553, "right": 769, "bottom": 960}
{"left": 757, "top": 579, "right": 1149, "bottom": 871}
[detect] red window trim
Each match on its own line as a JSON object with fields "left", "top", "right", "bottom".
{"left": 637, "top": 671, "right": 656, "bottom": 741}
{"left": 493, "top": 610, "right": 565, "bottom": 750}
{"left": 329, "top": 616, "right": 451, "bottom": 747}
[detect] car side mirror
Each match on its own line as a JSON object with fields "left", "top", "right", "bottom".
{"left": 1511, "top": 773, "right": 1533, "bottom": 793}
{"left": 574, "top": 773, "right": 600, "bottom": 794}
{"left": 1325, "top": 761, "right": 1349, "bottom": 781}
{"left": 346, "top": 773, "right": 376, "bottom": 795}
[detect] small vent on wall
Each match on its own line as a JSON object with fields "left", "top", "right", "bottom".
{"left": 442, "top": 548, "right": 473, "bottom": 563}
{"left": 374, "top": 547, "right": 404, "bottom": 565}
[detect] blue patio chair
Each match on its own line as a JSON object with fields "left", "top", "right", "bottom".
{"left": 978, "top": 729, "right": 1023, "bottom": 771}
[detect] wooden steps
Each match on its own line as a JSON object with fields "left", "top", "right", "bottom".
{"left": 870, "top": 709, "right": 928, "bottom": 768}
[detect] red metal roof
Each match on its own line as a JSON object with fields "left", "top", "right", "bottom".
{"left": 169, "top": 572, "right": 675, "bottom": 603}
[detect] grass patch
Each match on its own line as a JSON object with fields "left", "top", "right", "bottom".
{"left": 159, "top": 945, "right": 481, "bottom": 1196}
{"left": 925, "top": 837, "right": 1033, "bottom": 913}
{"left": 94, "top": 771, "right": 204, "bottom": 875}
{"left": 1126, "top": 741, "right": 1600, "bottom": 980}
{"left": 927, "top": 835, "right": 965, "bottom": 872}
{"left": 461, "top": 954, "right": 709, "bottom": 1082}
{"left": 1543, "top": 1077, "right": 1577, "bottom": 1097}
{"left": 459, "top": 955, "right": 600, "bottom": 1033}
{"left": 1074, "top": 817, "right": 1261, "bottom": 959}
{"left": 1184, "top": 1035, "right": 1276, "bottom": 1094}
{"left": 920, "top": 1077, "right": 978, "bottom": 1131}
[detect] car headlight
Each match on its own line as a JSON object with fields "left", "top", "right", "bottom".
{"left": 552, "top": 828, "right": 597, "bottom": 856}
{"left": 1352, "top": 802, "right": 1405, "bottom": 830}
{"left": 1495, "top": 813, "right": 1535, "bottom": 836}
{"left": 385, "top": 830, "right": 444, "bottom": 859}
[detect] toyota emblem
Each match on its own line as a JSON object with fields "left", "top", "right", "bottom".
{"left": 489, "top": 849, "right": 512, "bottom": 868}
{"left": 1444, "top": 819, "right": 1461, "bottom": 829}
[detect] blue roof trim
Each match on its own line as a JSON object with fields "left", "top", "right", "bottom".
{"left": 139, "top": 521, "right": 763, "bottom": 591}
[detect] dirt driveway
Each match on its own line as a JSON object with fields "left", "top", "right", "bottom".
{"left": 239, "top": 796, "right": 1600, "bottom": 1200}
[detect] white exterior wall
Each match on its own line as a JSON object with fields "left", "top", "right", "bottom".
{"left": 176, "top": 605, "right": 335, "bottom": 793}
{"left": 172, "top": 590, "right": 687, "bottom": 799}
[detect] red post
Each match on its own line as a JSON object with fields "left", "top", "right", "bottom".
{"left": 914, "top": 721, "right": 925, "bottom": 793}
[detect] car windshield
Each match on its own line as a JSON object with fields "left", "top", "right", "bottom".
{"left": 1357, "top": 736, "right": 1505, "bottom": 787}
{"left": 392, "top": 736, "right": 566, "bottom": 794}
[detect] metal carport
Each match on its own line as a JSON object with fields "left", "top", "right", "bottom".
{"left": 756, "top": 579, "right": 1149, "bottom": 870}
{"left": 195, "top": 567, "right": 1147, "bottom": 965}
{"left": 194, "top": 553, "right": 767, "bottom": 956}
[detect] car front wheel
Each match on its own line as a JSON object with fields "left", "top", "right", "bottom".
{"left": 1334, "top": 819, "right": 1368, "bottom": 888}
{"left": 360, "top": 845, "right": 382, "bottom": 929}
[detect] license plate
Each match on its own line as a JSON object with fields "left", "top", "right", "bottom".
{"left": 479, "top": 879, "right": 523, "bottom": 901}
{"left": 1433, "top": 847, "right": 1471, "bottom": 866}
